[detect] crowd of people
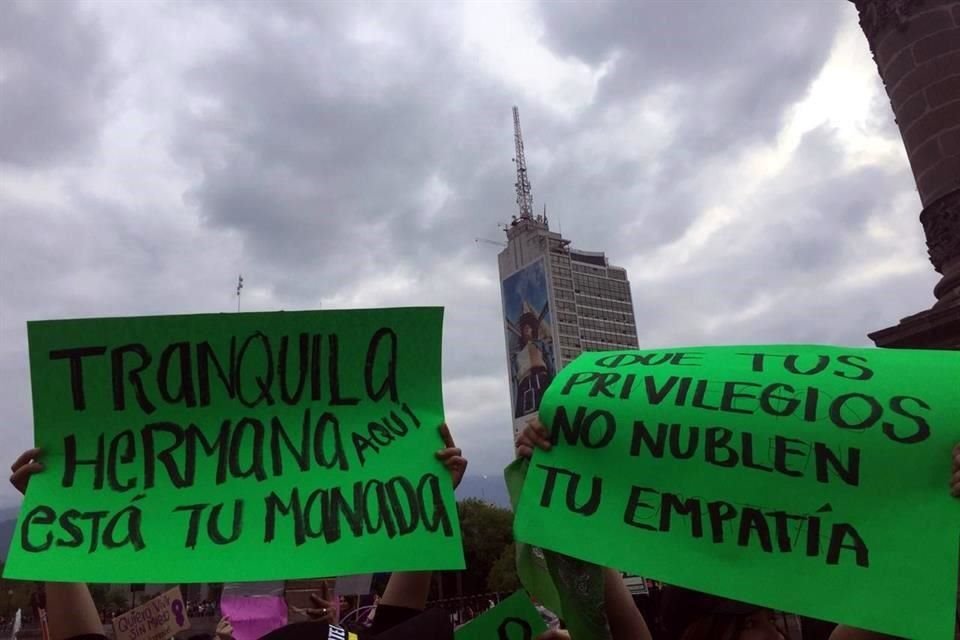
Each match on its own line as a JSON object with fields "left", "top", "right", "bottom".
{"left": 185, "top": 600, "right": 219, "bottom": 618}
{"left": 36, "top": 595, "right": 221, "bottom": 625}
{"left": 0, "top": 612, "right": 28, "bottom": 636}
{"left": 8, "top": 420, "right": 960, "bottom": 640}
{"left": 96, "top": 607, "right": 128, "bottom": 624}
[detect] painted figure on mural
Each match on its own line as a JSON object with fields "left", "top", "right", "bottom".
{"left": 509, "top": 301, "right": 556, "bottom": 418}
{"left": 502, "top": 258, "right": 557, "bottom": 424}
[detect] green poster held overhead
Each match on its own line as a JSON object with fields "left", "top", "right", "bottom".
{"left": 504, "top": 460, "right": 610, "bottom": 640}
{"left": 454, "top": 591, "right": 546, "bottom": 640}
{"left": 4, "top": 308, "right": 464, "bottom": 583}
{"left": 513, "top": 345, "right": 960, "bottom": 640}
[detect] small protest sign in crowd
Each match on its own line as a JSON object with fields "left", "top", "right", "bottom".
{"left": 3, "top": 309, "right": 959, "bottom": 639}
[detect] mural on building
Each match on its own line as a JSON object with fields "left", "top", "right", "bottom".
{"left": 502, "top": 258, "right": 557, "bottom": 424}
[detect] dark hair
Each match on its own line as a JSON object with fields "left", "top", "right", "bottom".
{"left": 660, "top": 588, "right": 760, "bottom": 640}
{"left": 517, "top": 313, "right": 539, "bottom": 341}
{"left": 678, "top": 614, "right": 744, "bottom": 640}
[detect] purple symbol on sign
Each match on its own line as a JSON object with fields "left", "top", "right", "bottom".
{"left": 171, "top": 599, "right": 185, "bottom": 626}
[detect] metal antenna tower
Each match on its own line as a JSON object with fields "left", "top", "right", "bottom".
{"left": 512, "top": 106, "right": 534, "bottom": 220}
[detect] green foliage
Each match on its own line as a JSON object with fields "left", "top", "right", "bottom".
{"left": 458, "top": 498, "right": 514, "bottom": 596}
{"left": 487, "top": 543, "right": 519, "bottom": 593}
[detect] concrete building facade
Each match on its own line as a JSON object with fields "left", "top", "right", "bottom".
{"left": 498, "top": 213, "right": 638, "bottom": 437}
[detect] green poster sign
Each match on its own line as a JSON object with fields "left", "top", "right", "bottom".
{"left": 4, "top": 308, "right": 464, "bottom": 583}
{"left": 514, "top": 345, "right": 960, "bottom": 639}
{"left": 454, "top": 591, "right": 546, "bottom": 640}
{"left": 504, "top": 460, "right": 610, "bottom": 640}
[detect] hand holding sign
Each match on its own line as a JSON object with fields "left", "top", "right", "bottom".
{"left": 9, "top": 447, "right": 42, "bottom": 495}
{"left": 515, "top": 420, "right": 550, "bottom": 460}
{"left": 290, "top": 583, "right": 337, "bottom": 624}
{"left": 437, "top": 422, "right": 468, "bottom": 489}
{"left": 112, "top": 586, "right": 191, "bottom": 640}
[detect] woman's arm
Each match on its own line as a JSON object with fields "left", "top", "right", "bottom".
{"left": 379, "top": 571, "right": 434, "bottom": 610}
{"left": 828, "top": 626, "right": 897, "bottom": 640}
{"left": 46, "top": 582, "right": 103, "bottom": 640}
{"left": 10, "top": 448, "right": 103, "bottom": 640}
{"left": 379, "top": 423, "right": 467, "bottom": 611}
{"left": 518, "top": 421, "right": 653, "bottom": 640}
{"left": 602, "top": 568, "right": 652, "bottom": 640}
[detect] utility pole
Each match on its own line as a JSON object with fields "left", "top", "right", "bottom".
{"left": 236, "top": 274, "right": 243, "bottom": 312}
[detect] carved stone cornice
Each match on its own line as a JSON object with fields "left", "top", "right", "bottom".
{"left": 869, "top": 303, "right": 960, "bottom": 347}
{"left": 848, "top": 0, "right": 924, "bottom": 46}
{"left": 920, "top": 189, "right": 960, "bottom": 273}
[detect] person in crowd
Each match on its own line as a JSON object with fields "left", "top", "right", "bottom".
{"left": 338, "top": 595, "right": 352, "bottom": 618}
{"left": 10, "top": 450, "right": 102, "bottom": 640}
{"left": 658, "top": 588, "right": 790, "bottom": 640}
{"left": 364, "top": 593, "right": 381, "bottom": 626}
{"left": 9, "top": 423, "right": 466, "bottom": 640}
{"left": 184, "top": 614, "right": 233, "bottom": 640}
{"left": 516, "top": 418, "right": 959, "bottom": 640}
{"left": 289, "top": 582, "right": 338, "bottom": 624}
{"left": 259, "top": 422, "right": 465, "bottom": 639}
{"left": 515, "top": 421, "right": 653, "bottom": 640}
{"left": 13, "top": 415, "right": 956, "bottom": 640}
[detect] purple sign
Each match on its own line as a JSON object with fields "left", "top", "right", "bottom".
{"left": 220, "top": 595, "right": 288, "bottom": 640}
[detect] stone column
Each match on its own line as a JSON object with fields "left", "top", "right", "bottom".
{"left": 849, "top": 0, "right": 960, "bottom": 348}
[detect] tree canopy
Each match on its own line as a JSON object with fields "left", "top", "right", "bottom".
{"left": 457, "top": 498, "right": 518, "bottom": 595}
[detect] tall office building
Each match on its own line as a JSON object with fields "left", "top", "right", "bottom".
{"left": 499, "top": 107, "right": 639, "bottom": 436}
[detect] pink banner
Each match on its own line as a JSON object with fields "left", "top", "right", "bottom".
{"left": 220, "top": 595, "right": 288, "bottom": 640}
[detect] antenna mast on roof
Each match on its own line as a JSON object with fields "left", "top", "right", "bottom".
{"left": 512, "top": 106, "right": 534, "bottom": 220}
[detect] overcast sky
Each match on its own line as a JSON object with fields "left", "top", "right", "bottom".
{"left": 0, "top": 0, "right": 939, "bottom": 508}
